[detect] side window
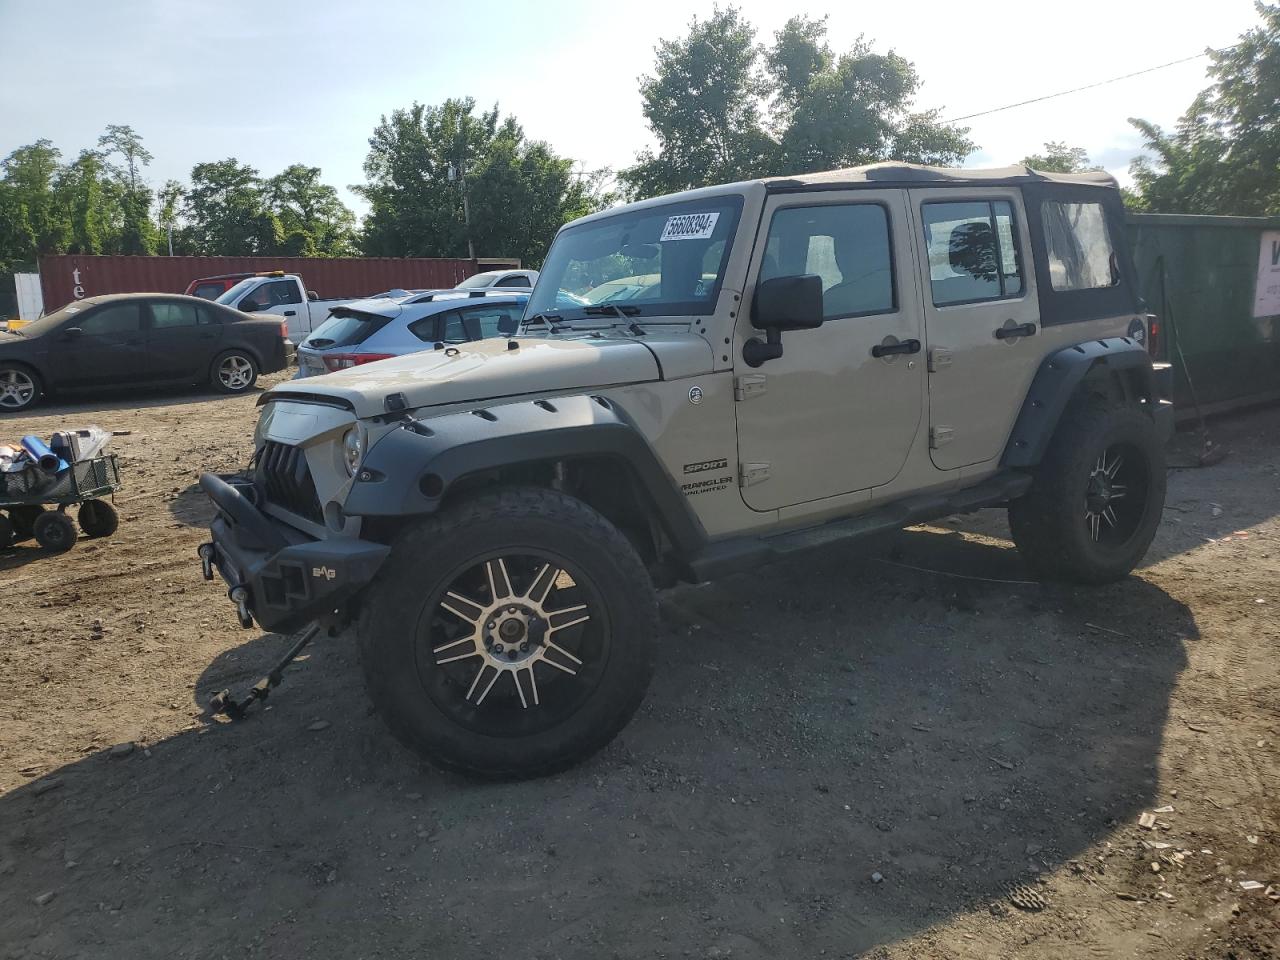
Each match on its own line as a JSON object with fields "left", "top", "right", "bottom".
{"left": 1041, "top": 201, "right": 1119, "bottom": 291}
{"left": 441, "top": 310, "right": 467, "bottom": 343}
{"left": 78, "top": 303, "right": 142, "bottom": 336}
{"left": 921, "top": 200, "right": 1024, "bottom": 306}
{"left": 150, "top": 302, "right": 200, "bottom": 329}
{"left": 759, "top": 203, "right": 895, "bottom": 320}
{"left": 192, "top": 282, "right": 224, "bottom": 299}
{"left": 457, "top": 304, "right": 519, "bottom": 339}
{"left": 264, "top": 280, "right": 302, "bottom": 305}
{"left": 495, "top": 275, "right": 529, "bottom": 288}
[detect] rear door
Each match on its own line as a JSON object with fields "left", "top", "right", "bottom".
{"left": 56, "top": 301, "right": 151, "bottom": 387}
{"left": 146, "top": 300, "right": 219, "bottom": 380}
{"left": 910, "top": 190, "right": 1041, "bottom": 470}
{"left": 734, "top": 189, "right": 925, "bottom": 511}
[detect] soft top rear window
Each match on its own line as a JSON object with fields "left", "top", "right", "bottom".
{"left": 305, "top": 310, "right": 395, "bottom": 348}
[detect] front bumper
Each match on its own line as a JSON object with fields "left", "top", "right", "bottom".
{"left": 198, "top": 473, "right": 390, "bottom": 633}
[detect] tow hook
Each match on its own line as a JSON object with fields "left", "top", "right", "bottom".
{"left": 228, "top": 584, "right": 254, "bottom": 629}
{"left": 197, "top": 543, "right": 215, "bottom": 581}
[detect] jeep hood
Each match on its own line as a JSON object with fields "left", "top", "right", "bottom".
{"left": 266, "top": 334, "right": 697, "bottom": 418}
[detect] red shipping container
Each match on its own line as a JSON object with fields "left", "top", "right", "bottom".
{"left": 37, "top": 254, "right": 519, "bottom": 312}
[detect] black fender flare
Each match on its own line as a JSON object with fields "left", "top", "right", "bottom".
{"left": 343, "top": 395, "right": 709, "bottom": 556}
{"left": 1002, "top": 337, "right": 1168, "bottom": 468}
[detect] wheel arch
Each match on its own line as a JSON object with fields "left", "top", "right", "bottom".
{"left": 345, "top": 395, "right": 708, "bottom": 570}
{"left": 1003, "top": 336, "right": 1167, "bottom": 469}
{"left": 0, "top": 357, "right": 47, "bottom": 391}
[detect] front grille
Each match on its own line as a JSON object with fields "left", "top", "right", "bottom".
{"left": 256, "top": 441, "right": 323, "bottom": 524}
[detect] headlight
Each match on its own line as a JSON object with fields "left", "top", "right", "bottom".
{"left": 342, "top": 427, "right": 364, "bottom": 476}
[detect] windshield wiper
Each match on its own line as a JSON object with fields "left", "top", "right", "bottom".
{"left": 523, "top": 312, "right": 566, "bottom": 333}
{"left": 583, "top": 304, "right": 641, "bottom": 318}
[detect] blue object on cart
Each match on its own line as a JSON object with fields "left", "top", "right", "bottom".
{"left": 20, "top": 436, "right": 67, "bottom": 474}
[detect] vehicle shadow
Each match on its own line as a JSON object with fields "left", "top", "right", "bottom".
{"left": 0, "top": 528, "right": 1191, "bottom": 958}
{"left": 1, "top": 384, "right": 266, "bottom": 420}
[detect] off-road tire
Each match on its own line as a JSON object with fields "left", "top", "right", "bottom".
{"left": 1009, "top": 395, "right": 1166, "bottom": 583}
{"left": 211, "top": 350, "right": 258, "bottom": 394}
{"left": 0, "top": 363, "right": 42, "bottom": 413}
{"left": 78, "top": 499, "right": 119, "bottom": 538}
{"left": 358, "top": 486, "right": 658, "bottom": 780}
{"left": 32, "top": 510, "right": 77, "bottom": 553}
{"left": 9, "top": 505, "right": 42, "bottom": 542}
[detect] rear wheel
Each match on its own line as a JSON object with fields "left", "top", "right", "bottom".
{"left": 9, "top": 505, "right": 43, "bottom": 543}
{"left": 32, "top": 511, "right": 77, "bottom": 553}
{"left": 1009, "top": 396, "right": 1166, "bottom": 583}
{"left": 358, "top": 487, "right": 657, "bottom": 780}
{"left": 0, "top": 514, "right": 13, "bottom": 549}
{"left": 211, "top": 351, "right": 258, "bottom": 393}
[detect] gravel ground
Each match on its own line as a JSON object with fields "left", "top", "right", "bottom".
{"left": 0, "top": 377, "right": 1276, "bottom": 959}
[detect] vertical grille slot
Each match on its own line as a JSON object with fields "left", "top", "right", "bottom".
{"left": 255, "top": 441, "right": 323, "bottom": 523}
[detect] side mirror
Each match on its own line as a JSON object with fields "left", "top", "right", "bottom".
{"left": 239, "top": 300, "right": 260, "bottom": 313}
{"left": 743, "top": 275, "right": 824, "bottom": 367}
{"left": 62, "top": 326, "right": 83, "bottom": 340}
{"left": 307, "top": 290, "right": 319, "bottom": 301}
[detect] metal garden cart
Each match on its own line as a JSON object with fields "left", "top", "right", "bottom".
{"left": 0, "top": 454, "right": 122, "bottom": 553}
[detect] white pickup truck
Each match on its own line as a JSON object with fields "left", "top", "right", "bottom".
{"left": 215, "top": 274, "right": 353, "bottom": 341}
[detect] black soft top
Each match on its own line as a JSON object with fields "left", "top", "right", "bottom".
{"left": 763, "top": 162, "right": 1118, "bottom": 194}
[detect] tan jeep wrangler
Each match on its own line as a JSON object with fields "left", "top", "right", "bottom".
{"left": 198, "top": 163, "right": 1173, "bottom": 779}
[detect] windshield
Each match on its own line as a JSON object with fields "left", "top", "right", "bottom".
{"left": 455, "top": 273, "right": 497, "bottom": 289}
{"left": 304, "top": 310, "right": 395, "bottom": 348}
{"left": 526, "top": 195, "right": 744, "bottom": 322}
{"left": 215, "top": 279, "right": 257, "bottom": 305}
{"left": 9, "top": 300, "right": 91, "bottom": 336}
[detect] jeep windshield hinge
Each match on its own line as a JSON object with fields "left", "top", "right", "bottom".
{"left": 928, "top": 348, "right": 953, "bottom": 372}
{"left": 734, "top": 374, "right": 768, "bottom": 401}
{"left": 739, "top": 462, "right": 771, "bottom": 487}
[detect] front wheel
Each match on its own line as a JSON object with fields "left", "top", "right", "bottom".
{"left": 78, "top": 499, "right": 119, "bottom": 538}
{"left": 358, "top": 487, "right": 657, "bottom": 780}
{"left": 0, "top": 364, "right": 42, "bottom": 413}
{"left": 1009, "top": 396, "right": 1166, "bottom": 583}
{"left": 211, "top": 351, "right": 258, "bottom": 393}
{"left": 32, "top": 511, "right": 77, "bottom": 553}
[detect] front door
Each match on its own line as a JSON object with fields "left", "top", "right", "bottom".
{"left": 910, "top": 189, "right": 1042, "bottom": 470}
{"left": 734, "top": 190, "right": 925, "bottom": 512}
{"left": 56, "top": 300, "right": 151, "bottom": 388}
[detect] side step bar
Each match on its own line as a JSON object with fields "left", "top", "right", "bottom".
{"left": 685, "top": 470, "right": 1031, "bottom": 582}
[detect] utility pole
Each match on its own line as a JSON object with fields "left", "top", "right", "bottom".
{"left": 449, "top": 161, "right": 476, "bottom": 260}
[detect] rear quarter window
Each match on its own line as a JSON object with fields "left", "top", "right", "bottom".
{"left": 1041, "top": 201, "right": 1120, "bottom": 291}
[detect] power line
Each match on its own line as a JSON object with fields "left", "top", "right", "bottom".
{"left": 943, "top": 49, "right": 1229, "bottom": 124}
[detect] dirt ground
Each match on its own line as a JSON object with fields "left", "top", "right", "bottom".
{"left": 0, "top": 376, "right": 1277, "bottom": 960}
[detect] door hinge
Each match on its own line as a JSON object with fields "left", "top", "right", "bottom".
{"left": 734, "top": 374, "right": 767, "bottom": 401}
{"left": 929, "top": 426, "right": 955, "bottom": 449}
{"left": 928, "top": 348, "right": 952, "bottom": 372}
{"left": 739, "top": 462, "right": 771, "bottom": 487}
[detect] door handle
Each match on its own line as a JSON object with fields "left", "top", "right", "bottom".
{"left": 871, "top": 338, "right": 921, "bottom": 358}
{"left": 994, "top": 322, "right": 1037, "bottom": 340}
{"left": 284, "top": 310, "right": 297, "bottom": 317}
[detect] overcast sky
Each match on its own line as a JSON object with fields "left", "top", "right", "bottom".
{"left": 0, "top": 0, "right": 1263, "bottom": 216}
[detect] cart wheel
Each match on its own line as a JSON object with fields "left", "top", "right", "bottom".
{"left": 33, "top": 511, "right": 77, "bottom": 553}
{"left": 9, "top": 505, "right": 43, "bottom": 543}
{"left": 78, "top": 499, "right": 119, "bottom": 538}
{"left": 0, "top": 514, "right": 13, "bottom": 549}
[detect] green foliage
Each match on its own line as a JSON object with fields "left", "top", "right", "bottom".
{"left": 357, "top": 97, "right": 602, "bottom": 266}
{"left": 264, "top": 164, "right": 358, "bottom": 256}
{"left": 1128, "top": 3, "right": 1280, "bottom": 215}
{"left": 619, "top": 8, "right": 974, "bottom": 197}
{"left": 181, "top": 158, "right": 280, "bottom": 256}
{"left": 1020, "top": 141, "right": 1099, "bottom": 174}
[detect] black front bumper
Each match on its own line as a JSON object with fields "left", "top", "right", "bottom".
{"left": 199, "top": 473, "right": 390, "bottom": 633}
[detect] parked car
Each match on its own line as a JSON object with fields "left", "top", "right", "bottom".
{"left": 0, "top": 293, "right": 292, "bottom": 412}
{"left": 295, "top": 291, "right": 528, "bottom": 378}
{"left": 198, "top": 162, "right": 1172, "bottom": 780}
{"left": 214, "top": 273, "right": 355, "bottom": 341}
{"left": 186, "top": 272, "right": 258, "bottom": 299}
{"left": 455, "top": 269, "right": 538, "bottom": 291}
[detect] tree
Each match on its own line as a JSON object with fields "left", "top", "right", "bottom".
{"left": 358, "top": 98, "right": 599, "bottom": 266}
{"left": 619, "top": 8, "right": 974, "bottom": 197}
{"left": 155, "top": 179, "right": 185, "bottom": 254}
{"left": 264, "top": 164, "right": 357, "bottom": 256}
{"left": 2, "top": 140, "right": 68, "bottom": 258}
{"left": 182, "top": 159, "right": 281, "bottom": 255}
{"left": 1128, "top": 3, "right": 1280, "bottom": 215}
{"left": 54, "top": 149, "right": 117, "bottom": 254}
{"left": 96, "top": 124, "right": 156, "bottom": 254}
{"left": 1020, "top": 141, "right": 1099, "bottom": 173}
